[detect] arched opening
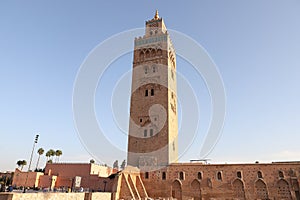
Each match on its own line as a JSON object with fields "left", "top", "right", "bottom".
{"left": 162, "top": 172, "right": 166, "bottom": 180}
{"left": 151, "top": 49, "right": 155, "bottom": 57}
{"left": 191, "top": 179, "right": 201, "bottom": 200}
{"left": 145, "top": 172, "right": 149, "bottom": 179}
{"left": 139, "top": 51, "right": 144, "bottom": 61}
{"left": 157, "top": 49, "right": 162, "bottom": 56}
{"left": 257, "top": 171, "right": 263, "bottom": 179}
{"left": 152, "top": 64, "right": 156, "bottom": 73}
{"left": 197, "top": 172, "right": 202, "bottom": 180}
{"left": 144, "top": 66, "right": 148, "bottom": 74}
{"left": 145, "top": 49, "right": 150, "bottom": 58}
{"left": 232, "top": 179, "right": 245, "bottom": 199}
{"left": 277, "top": 179, "right": 292, "bottom": 199}
{"left": 217, "top": 171, "right": 222, "bottom": 181}
{"left": 171, "top": 180, "right": 182, "bottom": 200}
{"left": 255, "top": 179, "right": 269, "bottom": 200}
{"left": 179, "top": 171, "right": 184, "bottom": 180}
{"left": 237, "top": 171, "right": 242, "bottom": 179}
{"left": 279, "top": 170, "right": 284, "bottom": 178}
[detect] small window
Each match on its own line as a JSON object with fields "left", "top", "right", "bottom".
{"left": 237, "top": 171, "right": 242, "bottom": 179}
{"left": 217, "top": 172, "right": 222, "bottom": 181}
{"left": 140, "top": 118, "right": 143, "bottom": 123}
{"left": 279, "top": 171, "right": 284, "bottom": 178}
{"left": 151, "top": 89, "right": 154, "bottom": 96}
{"left": 145, "top": 66, "right": 148, "bottom": 74}
{"left": 152, "top": 65, "right": 156, "bottom": 72}
{"left": 257, "top": 171, "right": 263, "bottom": 179}
{"left": 197, "top": 172, "right": 202, "bottom": 180}
{"left": 144, "top": 129, "right": 147, "bottom": 137}
{"left": 145, "top": 172, "right": 149, "bottom": 179}
{"left": 162, "top": 172, "right": 166, "bottom": 180}
{"left": 179, "top": 171, "right": 184, "bottom": 180}
{"left": 150, "top": 129, "right": 153, "bottom": 136}
{"left": 145, "top": 90, "right": 148, "bottom": 96}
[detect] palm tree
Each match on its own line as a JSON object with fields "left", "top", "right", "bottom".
{"left": 49, "top": 149, "right": 55, "bottom": 161}
{"left": 55, "top": 150, "right": 62, "bottom": 162}
{"left": 16, "top": 160, "right": 22, "bottom": 169}
{"left": 46, "top": 149, "right": 55, "bottom": 162}
{"left": 46, "top": 150, "right": 51, "bottom": 161}
{"left": 17, "top": 160, "right": 27, "bottom": 170}
{"left": 36, "top": 148, "right": 44, "bottom": 169}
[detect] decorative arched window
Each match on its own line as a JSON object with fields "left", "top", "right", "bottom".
{"left": 139, "top": 51, "right": 144, "bottom": 61}
{"left": 217, "top": 172, "right": 222, "bottom": 181}
{"left": 157, "top": 49, "right": 162, "bottom": 56}
{"left": 151, "top": 89, "right": 154, "bottom": 96}
{"left": 179, "top": 171, "right": 184, "bottom": 180}
{"left": 257, "top": 171, "right": 263, "bottom": 179}
{"left": 237, "top": 171, "right": 242, "bottom": 179}
{"left": 144, "top": 66, "right": 148, "bottom": 74}
{"left": 152, "top": 65, "right": 156, "bottom": 73}
{"left": 150, "top": 129, "right": 153, "bottom": 136}
{"left": 145, "top": 50, "right": 150, "bottom": 58}
{"left": 197, "top": 172, "right": 202, "bottom": 180}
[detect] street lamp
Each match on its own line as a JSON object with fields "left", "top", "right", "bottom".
{"left": 23, "top": 134, "right": 39, "bottom": 193}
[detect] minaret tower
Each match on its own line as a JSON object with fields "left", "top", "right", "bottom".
{"left": 127, "top": 11, "right": 178, "bottom": 168}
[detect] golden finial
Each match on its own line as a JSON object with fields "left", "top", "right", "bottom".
{"left": 154, "top": 10, "right": 159, "bottom": 20}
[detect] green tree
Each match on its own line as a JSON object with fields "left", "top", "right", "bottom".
{"left": 46, "top": 149, "right": 55, "bottom": 162}
{"left": 36, "top": 148, "right": 44, "bottom": 169}
{"left": 16, "top": 160, "right": 27, "bottom": 170}
{"left": 49, "top": 149, "right": 55, "bottom": 160}
{"left": 21, "top": 160, "right": 27, "bottom": 170}
{"left": 55, "top": 150, "right": 62, "bottom": 162}
{"left": 45, "top": 151, "right": 51, "bottom": 161}
{"left": 16, "top": 160, "right": 23, "bottom": 169}
{"left": 120, "top": 159, "right": 126, "bottom": 169}
{"left": 113, "top": 160, "right": 119, "bottom": 170}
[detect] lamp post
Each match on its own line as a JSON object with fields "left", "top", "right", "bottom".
{"left": 23, "top": 134, "right": 39, "bottom": 193}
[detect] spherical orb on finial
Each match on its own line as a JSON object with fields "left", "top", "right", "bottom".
{"left": 154, "top": 10, "right": 159, "bottom": 20}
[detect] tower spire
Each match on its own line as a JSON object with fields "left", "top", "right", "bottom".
{"left": 154, "top": 10, "right": 159, "bottom": 20}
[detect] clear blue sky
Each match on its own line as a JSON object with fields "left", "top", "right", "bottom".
{"left": 1, "top": 1, "right": 300, "bottom": 171}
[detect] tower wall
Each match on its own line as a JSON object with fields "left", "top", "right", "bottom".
{"left": 127, "top": 12, "right": 178, "bottom": 168}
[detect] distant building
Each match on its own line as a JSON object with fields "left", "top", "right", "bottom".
{"left": 12, "top": 163, "right": 117, "bottom": 191}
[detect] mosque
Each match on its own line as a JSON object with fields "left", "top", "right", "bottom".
{"left": 11, "top": 11, "right": 300, "bottom": 200}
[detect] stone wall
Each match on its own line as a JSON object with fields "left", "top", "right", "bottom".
{"left": 141, "top": 162, "right": 300, "bottom": 200}
{"left": 0, "top": 192, "right": 111, "bottom": 200}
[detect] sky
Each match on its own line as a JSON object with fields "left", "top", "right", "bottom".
{"left": 1, "top": 1, "right": 300, "bottom": 171}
